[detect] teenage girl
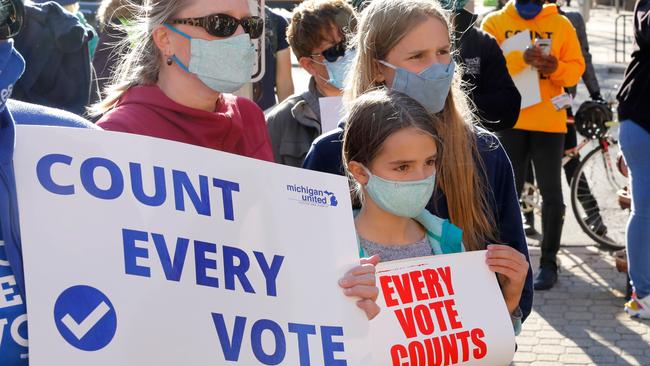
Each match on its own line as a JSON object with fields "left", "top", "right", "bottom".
{"left": 342, "top": 88, "right": 525, "bottom": 333}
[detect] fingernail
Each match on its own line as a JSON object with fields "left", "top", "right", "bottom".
{"left": 339, "top": 279, "right": 348, "bottom": 286}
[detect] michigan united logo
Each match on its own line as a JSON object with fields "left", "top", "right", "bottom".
{"left": 286, "top": 184, "right": 338, "bottom": 207}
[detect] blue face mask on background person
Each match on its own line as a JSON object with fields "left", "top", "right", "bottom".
{"left": 363, "top": 167, "right": 436, "bottom": 218}
{"left": 515, "top": 1, "right": 543, "bottom": 20}
{"left": 379, "top": 59, "right": 455, "bottom": 114}
{"left": 313, "top": 48, "right": 357, "bottom": 90}
{"left": 164, "top": 24, "right": 254, "bottom": 93}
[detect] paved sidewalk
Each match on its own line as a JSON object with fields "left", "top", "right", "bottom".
{"left": 513, "top": 245, "right": 650, "bottom": 365}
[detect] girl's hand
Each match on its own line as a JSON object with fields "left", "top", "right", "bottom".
{"left": 485, "top": 244, "right": 529, "bottom": 315}
{"left": 339, "top": 255, "right": 381, "bottom": 320}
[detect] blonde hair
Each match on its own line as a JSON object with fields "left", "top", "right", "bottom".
{"left": 97, "top": 0, "right": 142, "bottom": 29}
{"left": 346, "top": 0, "right": 494, "bottom": 250}
{"left": 89, "top": 0, "right": 191, "bottom": 117}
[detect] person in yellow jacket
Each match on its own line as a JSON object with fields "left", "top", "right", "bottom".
{"left": 482, "top": 0, "right": 585, "bottom": 291}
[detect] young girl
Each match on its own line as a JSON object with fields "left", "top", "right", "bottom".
{"left": 342, "top": 88, "right": 522, "bottom": 333}
{"left": 306, "top": 0, "right": 532, "bottom": 324}
{"left": 344, "top": 90, "right": 459, "bottom": 259}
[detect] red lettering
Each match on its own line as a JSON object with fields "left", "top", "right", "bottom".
{"left": 422, "top": 269, "right": 444, "bottom": 298}
{"left": 428, "top": 301, "right": 448, "bottom": 332}
{"left": 423, "top": 338, "right": 443, "bottom": 366}
{"left": 393, "top": 274, "right": 413, "bottom": 304}
{"left": 380, "top": 275, "right": 398, "bottom": 307}
{"left": 409, "top": 271, "right": 428, "bottom": 301}
{"left": 390, "top": 344, "right": 409, "bottom": 366}
{"left": 413, "top": 304, "right": 435, "bottom": 335}
{"left": 455, "top": 330, "right": 471, "bottom": 362}
{"left": 441, "top": 333, "right": 459, "bottom": 366}
{"left": 407, "top": 340, "right": 426, "bottom": 366}
{"left": 394, "top": 308, "right": 417, "bottom": 338}
{"left": 443, "top": 299, "right": 463, "bottom": 329}
{"left": 471, "top": 328, "right": 488, "bottom": 359}
{"left": 437, "top": 266, "right": 455, "bottom": 296}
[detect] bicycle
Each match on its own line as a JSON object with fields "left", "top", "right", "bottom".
{"left": 520, "top": 100, "right": 629, "bottom": 251}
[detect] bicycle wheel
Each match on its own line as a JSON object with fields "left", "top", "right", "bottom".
{"left": 570, "top": 141, "right": 628, "bottom": 251}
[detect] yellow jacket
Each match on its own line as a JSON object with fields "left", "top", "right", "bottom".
{"left": 481, "top": 1, "right": 585, "bottom": 133}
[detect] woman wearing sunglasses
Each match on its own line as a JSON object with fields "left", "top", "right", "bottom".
{"left": 91, "top": 0, "right": 272, "bottom": 161}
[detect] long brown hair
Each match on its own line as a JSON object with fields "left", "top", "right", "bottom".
{"left": 346, "top": 0, "right": 495, "bottom": 250}
{"left": 343, "top": 89, "right": 442, "bottom": 205}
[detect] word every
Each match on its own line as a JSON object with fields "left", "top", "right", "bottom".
{"left": 380, "top": 267, "right": 487, "bottom": 366}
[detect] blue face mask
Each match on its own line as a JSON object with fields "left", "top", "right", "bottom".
{"left": 363, "top": 167, "right": 436, "bottom": 218}
{"left": 164, "top": 24, "right": 254, "bottom": 93}
{"left": 380, "top": 59, "right": 455, "bottom": 114}
{"left": 314, "top": 48, "right": 357, "bottom": 90}
{"left": 515, "top": 1, "right": 543, "bottom": 20}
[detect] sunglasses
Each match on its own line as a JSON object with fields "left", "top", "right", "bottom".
{"left": 312, "top": 40, "right": 347, "bottom": 63}
{"left": 170, "top": 13, "right": 264, "bottom": 40}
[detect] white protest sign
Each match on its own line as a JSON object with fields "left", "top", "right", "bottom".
{"left": 319, "top": 96, "right": 346, "bottom": 134}
{"left": 13, "top": 126, "right": 371, "bottom": 365}
{"left": 501, "top": 30, "right": 541, "bottom": 109}
{"left": 370, "top": 251, "right": 515, "bottom": 366}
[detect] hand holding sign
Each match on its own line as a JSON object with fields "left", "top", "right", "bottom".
{"left": 485, "top": 244, "right": 529, "bottom": 315}
{"left": 340, "top": 255, "right": 381, "bottom": 320}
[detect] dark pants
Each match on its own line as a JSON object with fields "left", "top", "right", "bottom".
{"left": 499, "top": 129, "right": 566, "bottom": 268}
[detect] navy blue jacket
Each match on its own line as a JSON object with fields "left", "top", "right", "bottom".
{"left": 303, "top": 124, "right": 534, "bottom": 321}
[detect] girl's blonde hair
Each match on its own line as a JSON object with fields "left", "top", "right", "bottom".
{"left": 89, "top": 0, "right": 191, "bottom": 116}
{"left": 346, "top": 0, "right": 494, "bottom": 250}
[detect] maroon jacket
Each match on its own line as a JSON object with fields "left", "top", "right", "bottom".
{"left": 98, "top": 85, "right": 273, "bottom": 162}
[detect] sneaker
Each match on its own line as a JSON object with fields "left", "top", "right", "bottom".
{"left": 625, "top": 294, "right": 650, "bottom": 319}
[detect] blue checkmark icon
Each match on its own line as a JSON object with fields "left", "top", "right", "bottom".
{"left": 54, "top": 285, "right": 117, "bottom": 351}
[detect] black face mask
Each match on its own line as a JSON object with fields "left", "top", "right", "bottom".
{"left": 0, "top": 0, "right": 23, "bottom": 40}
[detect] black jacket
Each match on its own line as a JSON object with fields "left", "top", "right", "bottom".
{"left": 617, "top": 0, "right": 650, "bottom": 133}
{"left": 453, "top": 10, "right": 521, "bottom": 132}
{"left": 12, "top": 2, "right": 93, "bottom": 116}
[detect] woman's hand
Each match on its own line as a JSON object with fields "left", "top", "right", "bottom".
{"left": 339, "top": 255, "right": 381, "bottom": 320}
{"left": 485, "top": 244, "right": 529, "bottom": 315}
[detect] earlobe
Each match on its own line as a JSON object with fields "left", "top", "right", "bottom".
{"left": 374, "top": 61, "right": 386, "bottom": 83}
{"left": 152, "top": 26, "right": 171, "bottom": 56}
{"left": 348, "top": 161, "right": 369, "bottom": 185}
{"left": 299, "top": 57, "right": 317, "bottom": 76}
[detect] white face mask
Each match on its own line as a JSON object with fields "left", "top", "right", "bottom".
{"left": 164, "top": 24, "right": 254, "bottom": 93}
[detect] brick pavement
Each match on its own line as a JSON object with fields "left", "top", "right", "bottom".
{"left": 513, "top": 245, "right": 650, "bottom": 365}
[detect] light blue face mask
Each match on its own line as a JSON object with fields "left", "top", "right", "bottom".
{"left": 164, "top": 24, "right": 254, "bottom": 93}
{"left": 363, "top": 167, "right": 436, "bottom": 218}
{"left": 314, "top": 48, "right": 357, "bottom": 90}
{"left": 380, "top": 59, "right": 455, "bottom": 113}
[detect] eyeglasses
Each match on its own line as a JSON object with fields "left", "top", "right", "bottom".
{"left": 170, "top": 13, "right": 264, "bottom": 40}
{"left": 311, "top": 41, "right": 347, "bottom": 63}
